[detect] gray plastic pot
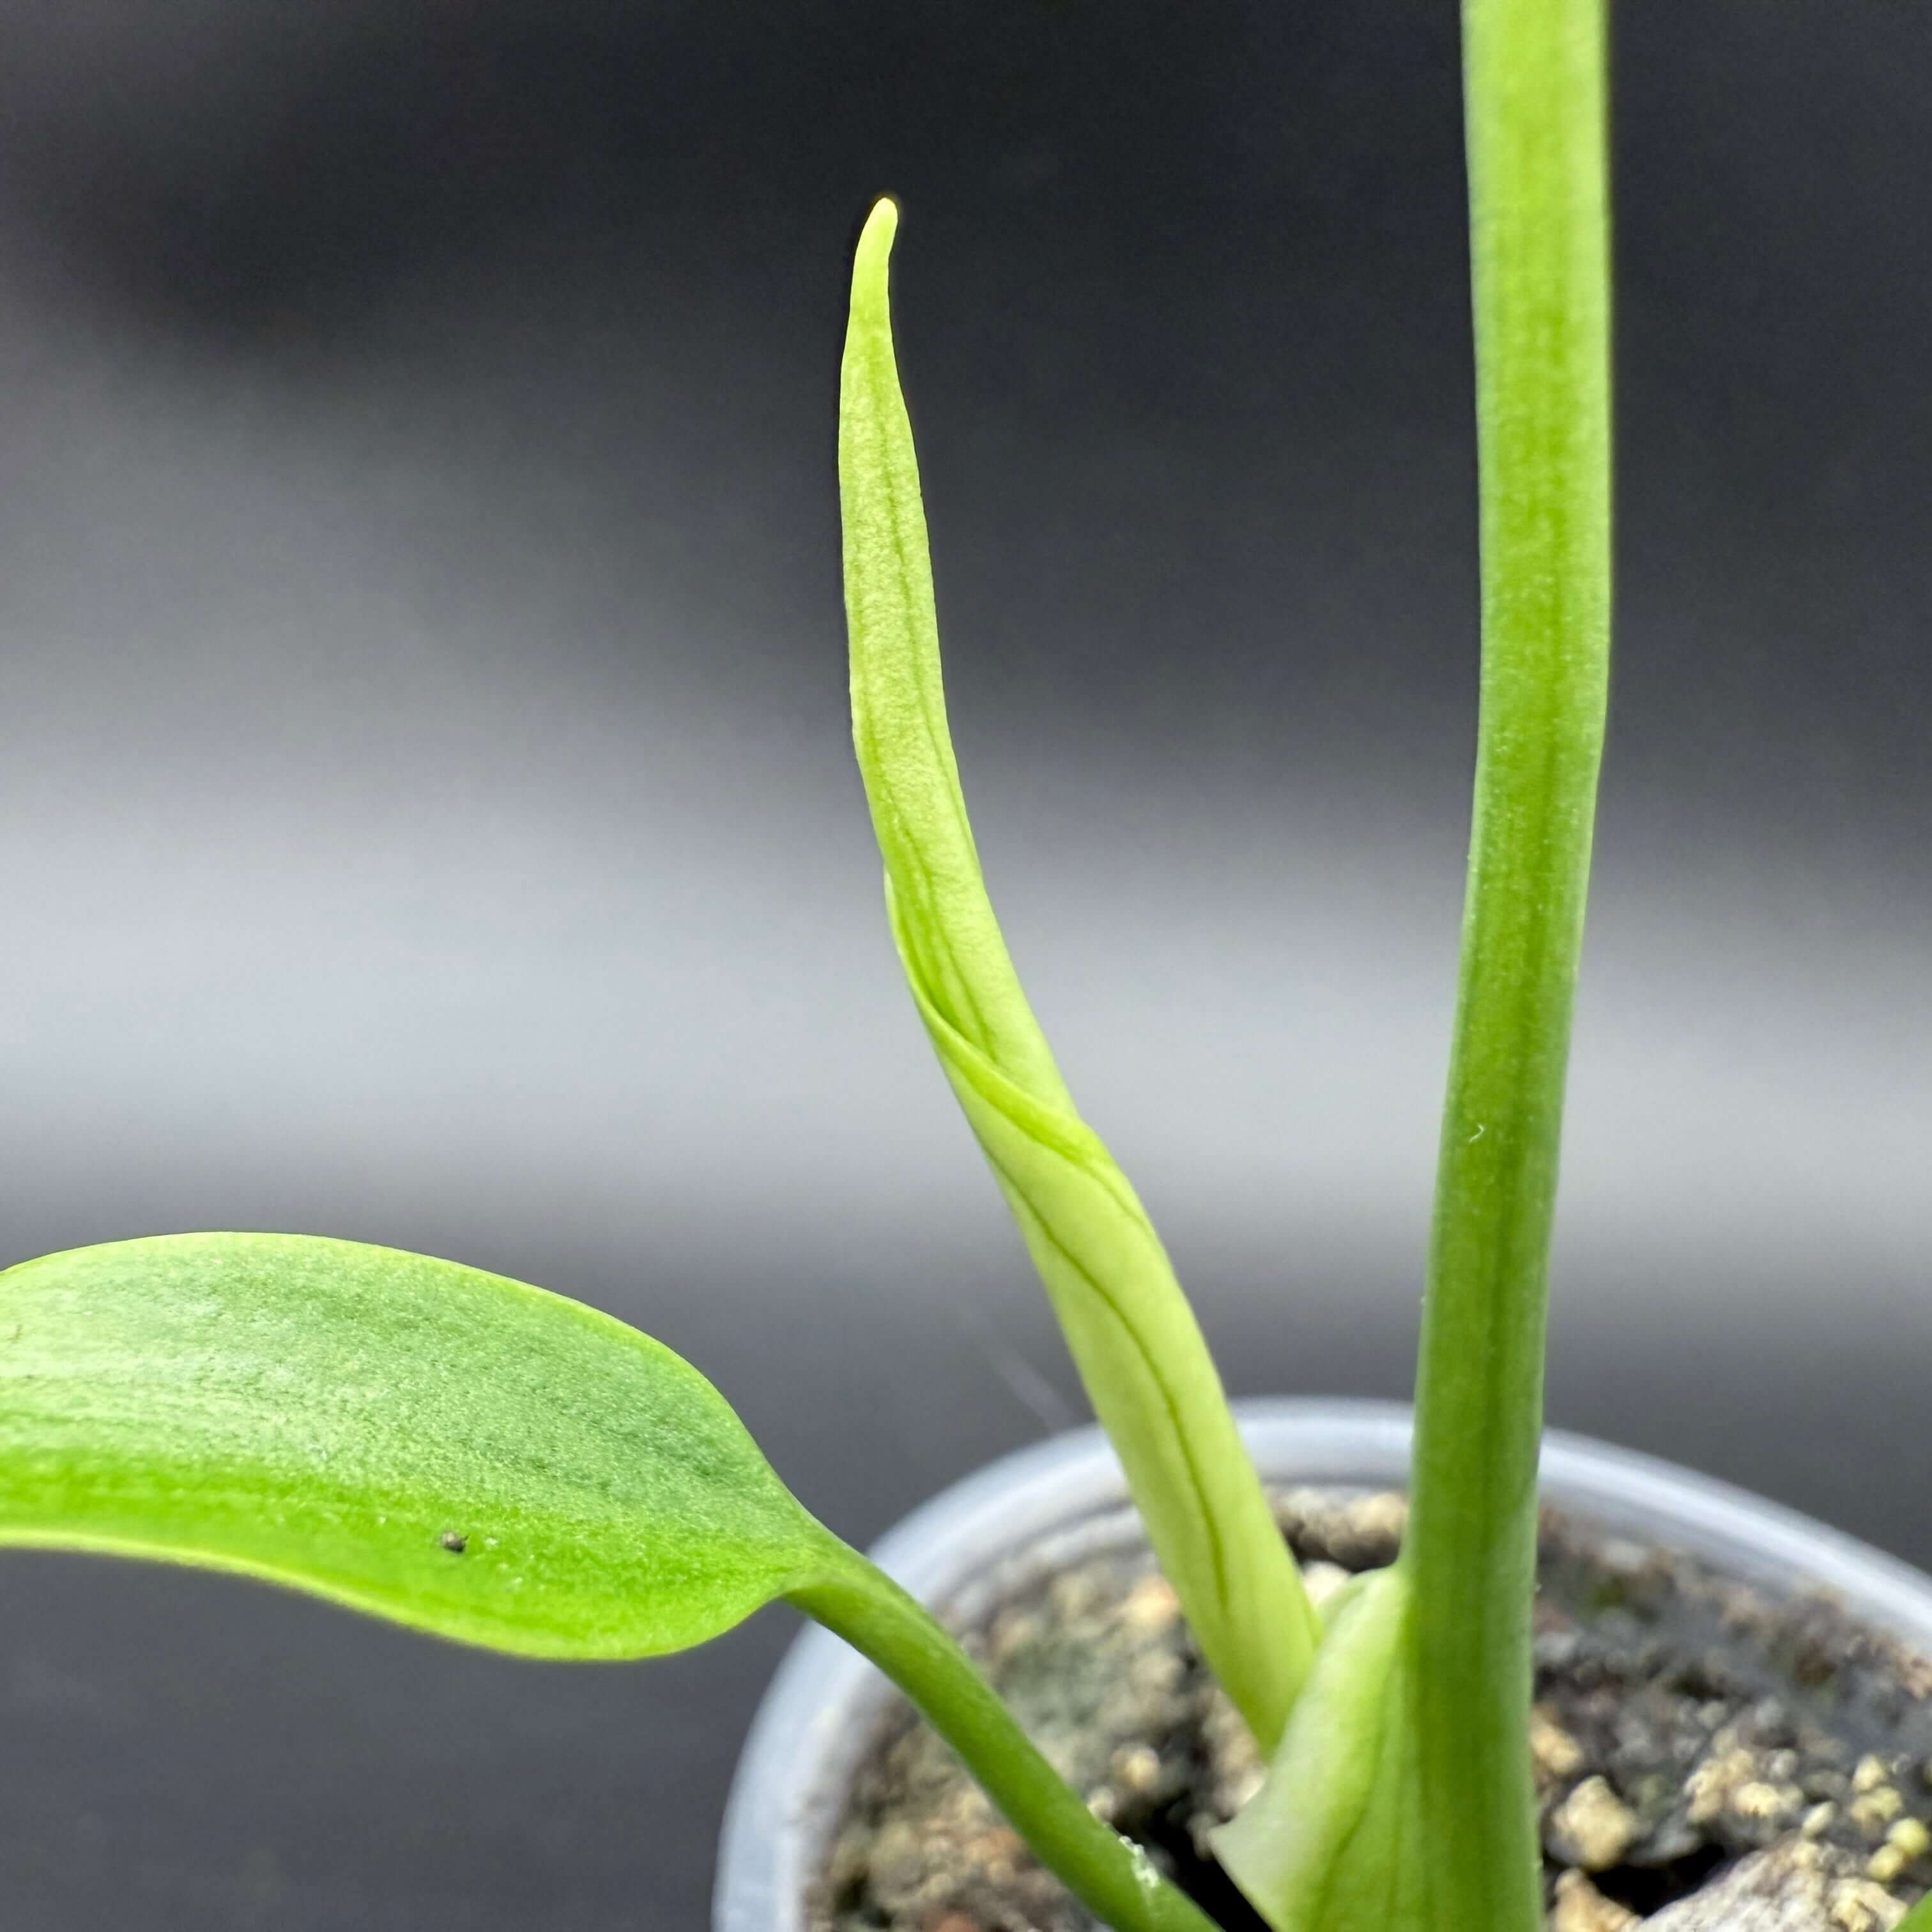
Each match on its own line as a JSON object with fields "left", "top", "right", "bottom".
{"left": 714, "top": 1397, "right": 1932, "bottom": 1932}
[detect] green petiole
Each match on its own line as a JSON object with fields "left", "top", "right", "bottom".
{"left": 1214, "top": 3, "right": 1611, "bottom": 1926}
{"left": 1402, "top": 1, "right": 1613, "bottom": 1928}
{"left": 793, "top": 1549, "right": 1221, "bottom": 1932}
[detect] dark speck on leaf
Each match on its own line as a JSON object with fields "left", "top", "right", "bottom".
{"left": 440, "top": 1531, "right": 468, "bottom": 1554}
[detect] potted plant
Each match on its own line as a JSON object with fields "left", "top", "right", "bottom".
{"left": 3, "top": 1, "right": 1928, "bottom": 1928}
{"left": 719, "top": 1404, "right": 1932, "bottom": 1932}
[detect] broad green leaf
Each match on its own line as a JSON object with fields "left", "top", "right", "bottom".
{"left": 839, "top": 197, "right": 1316, "bottom": 1753}
{"left": 1211, "top": 1567, "right": 1429, "bottom": 1932}
{"left": 0, "top": 1230, "right": 1222, "bottom": 1932}
{"left": 0, "top": 1232, "right": 838, "bottom": 1655}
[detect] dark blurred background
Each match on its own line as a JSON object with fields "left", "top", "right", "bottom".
{"left": 0, "top": 3, "right": 1925, "bottom": 1926}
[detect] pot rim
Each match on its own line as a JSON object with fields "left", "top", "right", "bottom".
{"left": 714, "top": 1396, "right": 1932, "bottom": 1932}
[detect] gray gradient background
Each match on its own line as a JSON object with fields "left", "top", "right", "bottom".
{"left": 0, "top": 3, "right": 1926, "bottom": 1926}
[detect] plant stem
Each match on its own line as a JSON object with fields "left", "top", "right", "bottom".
{"left": 1401, "top": 2, "right": 1611, "bottom": 1929}
{"left": 791, "top": 1548, "right": 1221, "bottom": 1932}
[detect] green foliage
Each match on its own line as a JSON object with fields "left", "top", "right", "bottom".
{"left": 1209, "top": 1569, "right": 1424, "bottom": 1932}
{"left": 0, "top": 1232, "right": 1222, "bottom": 1932}
{"left": 0, "top": 1232, "right": 836, "bottom": 1655}
{"left": 839, "top": 195, "right": 1316, "bottom": 1759}
{"left": 4, "top": 0, "right": 1630, "bottom": 1917}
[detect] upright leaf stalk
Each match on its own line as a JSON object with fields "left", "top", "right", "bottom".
{"left": 793, "top": 1558, "right": 1220, "bottom": 1932}
{"left": 1402, "top": 3, "right": 1611, "bottom": 1929}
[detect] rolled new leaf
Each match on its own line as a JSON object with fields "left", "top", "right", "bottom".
{"left": 840, "top": 198, "right": 1317, "bottom": 1752}
{"left": 0, "top": 1230, "right": 1220, "bottom": 1932}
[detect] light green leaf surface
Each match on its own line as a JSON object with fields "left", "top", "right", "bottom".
{"left": 0, "top": 1232, "right": 838, "bottom": 1655}
{"left": 839, "top": 197, "right": 1317, "bottom": 1753}
{"left": 1211, "top": 1567, "right": 1427, "bottom": 1932}
{"left": 0, "top": 1229, "right": 1223, "bottom": 1932}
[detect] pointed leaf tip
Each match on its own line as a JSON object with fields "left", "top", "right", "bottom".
{"left": 851, "top": 199, "right": 900, "bottom": 324}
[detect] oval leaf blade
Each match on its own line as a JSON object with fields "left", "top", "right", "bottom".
{"left": 0, "top": 1232, "right": 834, "bottom": 1657}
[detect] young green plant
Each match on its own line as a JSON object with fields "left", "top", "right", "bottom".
{"left": 0, "top": 0, "right": 1613, "bottom": 1924}
{"left": 0, "top": 210, "right": 1303, "bottom": 1932}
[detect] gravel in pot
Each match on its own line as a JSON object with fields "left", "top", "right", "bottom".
{"left": 815, "top": 1489, "right": 1932, "bottom": 1932}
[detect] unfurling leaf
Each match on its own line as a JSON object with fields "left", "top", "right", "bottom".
{"left": 838, "top": 196, "right": 1317, "bottom": 1752}
{"left": 0, "top": 1232, "right": 839, "bottom": 1655}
